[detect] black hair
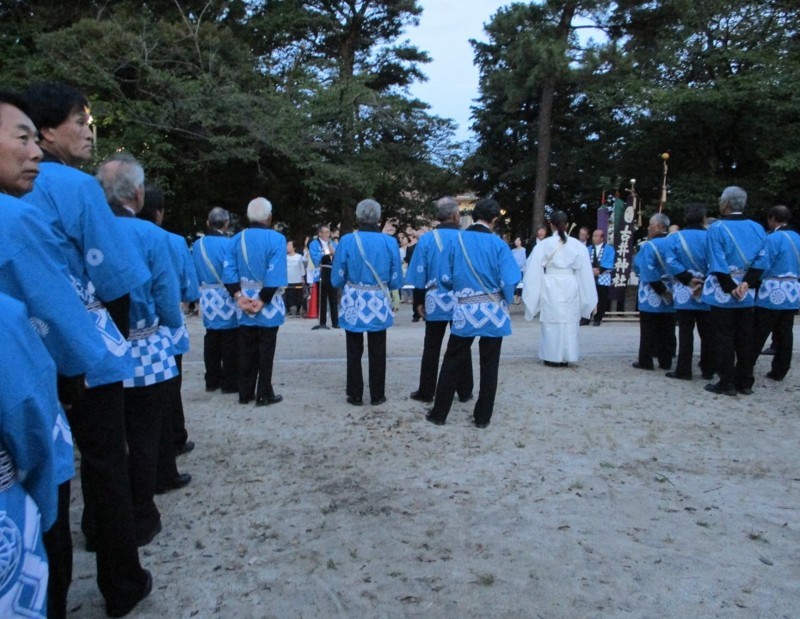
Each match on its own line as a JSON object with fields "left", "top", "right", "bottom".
{"left": 683, "top": 203, "right": 707, "bottom": 227}
{"left": 0, "top": 90, "right": 33, "bottom": 120}
{"left": 768, "top": 204, "right": 791, "bottom": 224}
{"left": 140, "top": 185, "right": 165, "bottom": 224}
{"left": 551, "top": 210, "right": 568, "bottom": 243}
{"left": 23, "top": 82, "right": 89, "bottom": 130}
{"left": 472, "top": 198, "right": 501, "bottom": 223}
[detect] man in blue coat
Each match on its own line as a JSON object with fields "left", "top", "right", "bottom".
{"left": 743, "top": 205, "right": 800, "bottom": 381}
{"left": 633, "top": 213, "right": 676, "bottom": 371}
{"left": 701, "top": 186, "right": 766, "bottom": 396}
{"left": 331, "top": 199, "right": 403, "bottom": 406}
{"left": 664, "top": 204, "right": 713, "bottom": 380}
{"left": 425, "top": 198, "right": 520, "bottom": 429}
{"left": 23, "top": 82, "right": 153, "bottom": 618}
{"left": 223, "top": 197, "right": 287, "bottom": 406}
{"left": 193, "top": 207, "right": 240, "bottom": 393}
{"left": 588, "top": 229, "right": 616, "bottom": 326}
{"left": 96, "top": 153, "right": 188, "bottom": 549}
{"left": 406, "top": 197, "right": 472, "bottom": 404}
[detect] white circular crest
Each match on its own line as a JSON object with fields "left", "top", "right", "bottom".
{"left": 86, "top": 248, "right": 104, "bottom": 266}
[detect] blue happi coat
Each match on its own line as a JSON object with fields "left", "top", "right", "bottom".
{"left": 23, "top": 162, "right": 150, "bottom": 387}
{"left": 193, "top": 233, "right": 239, "bottom": 330}
{"left": 588, "top": 243, "right": 616, "bottom": 286}
{"left": 702, "top": 217, "right": 767, "bottom": 308}
{"left": 406, "top": 226, "right": 459, "bottom": 321}
{"left": 665, "top": 228, "right": 710, "bottom": 311}
{"left": 114, "top": 217, "right": 183, "bottom": 387}
{"left": 752, "top": 226, "right": 800, "bottom": 310}
{"left": 0, "top": 196, "right": 109, "bottom": 486}
{"left": 441, "top": 226, "right": 520, "bottom": 338}
{"left": 223, "top": 227, "right": 288, "bottom": 328}
{"left": 634, "top": 235, "right": 675, "bottom": 313}
{"left": 308, "top": 237, "right": 337, "bottom": 283}
{"left": 0, "top": 293, "right": 61, "bottom": 618}
{"left": 163, "top": 232, "right": 199, "bottom": 356}
{"left": 331, "top": 229, "right": 403, "bottom": 332}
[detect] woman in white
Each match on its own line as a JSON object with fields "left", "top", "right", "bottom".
{"left": 522, "top": 211, "right": 598, "bottom": 366}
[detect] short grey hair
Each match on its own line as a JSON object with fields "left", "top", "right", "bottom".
{"left": 247, "top": 197, "right": 272, "bottom": 223}
{"left": 208, "top": 207, "right": 229, "bottom": 229}
{"left": 356, "top": 199, "right": 381, "bottom": 225}
{"left": 720, "top": 186, "right": 747, "bottom": 212}
{"left": 95, "top": 152, "right": 145, "bottom": 209}
{"left": 435, "top": 197, "right": 460, "bottom": 222}
{"left": 650, "top": 213, "right": 670, "bottom": 231}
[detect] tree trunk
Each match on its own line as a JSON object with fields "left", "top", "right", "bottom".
{"left": 531, "top": 1, "right": 577, "bottom": 231}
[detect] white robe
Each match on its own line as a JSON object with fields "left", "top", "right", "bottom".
{"left": 522, "top": 233, "right": 598, "bottom": 363}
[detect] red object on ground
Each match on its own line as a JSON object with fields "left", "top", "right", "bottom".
{"left": 306, "top": 282, "right": 319, "bottom": 319}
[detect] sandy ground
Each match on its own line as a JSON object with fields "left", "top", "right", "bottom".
{"left": 68, "top": 303, "right": 800, "bottom": 618}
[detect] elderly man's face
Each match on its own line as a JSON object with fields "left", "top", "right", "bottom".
{"left": 319, "top": 227, "right": 330, "bottom": 240}
{"left": 41, "top": 105, "right": 93, "bottom": 167}
{"left": 0, "top": 103, "right": 43, "bottom": 197}
{"left": 592, "top": 230, "right": 604, "bottom": 245}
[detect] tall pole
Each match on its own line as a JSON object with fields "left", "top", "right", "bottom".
{"left": 658, "top": 152, "right": 670, "bottom": 213}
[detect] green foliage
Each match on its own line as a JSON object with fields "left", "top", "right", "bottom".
{"left": 0, "top": 0, "right": 456, "bottom": 238}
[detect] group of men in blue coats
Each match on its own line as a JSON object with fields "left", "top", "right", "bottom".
{"left": 634, "top": 186, "right": 799, "bottom": 397}
{"left": 0, "top": 83, "right": 199, "bottom": 618}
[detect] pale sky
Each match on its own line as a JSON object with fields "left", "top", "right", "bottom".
{"left": 406, "top": 1, "right": 512, "bottom": 143}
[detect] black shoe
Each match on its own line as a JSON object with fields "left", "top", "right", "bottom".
{"left": 474, "top": 420, "right": 490, "bottom": 429}
{"left": 256, "top": 394, "right": 283, "bottom": 406}
{"left": 632, "top": 362, "right": 653, "bottom": 370}
{"left": 332, "top": 324, "right": 341, "bottom": 329}
{"left": 665, "top": 371, "right": 691, "bottom": 380}
{"left": 205, "top": 385, "right": 219, "bottom": 393}
{"left": 155, "top": 473, "right": 192, "bottom": 495}
{"left": 579, "top": 318, "right": 590, "bottom": 326}
{"left": 136, "top": 519, "right": 163, "bottom": 547}
{"left": 701, "top": 371, "right": 715, "bottom": 380}
{"left": 766, "top": 371, "right": 784, "bottom": 381}
{"left": 106, "top": 569, "right": 153, "bottom": 618}
{"left": 704, "top": 382, "right": 737, "bottom": 397}
{"left": 410, "top": 391, "right": 433, "bottom": 403}
{"left": 371, "top": 396, "right": 387, "bottom": 406}
{"left": 458, "top": 393, "right": 474, "bottom": 403}
{"left": 176, "top": 440, "right": 195, "bottom": 456}
{"left": 425, "top": 412, "right": 445, "bottom": 426}
{"left": 312, "top": 324, "right": 330, "bottom": 330}
{"left": 346, "top": 395, "right": 363, "bottom": 406}
{"left": 543, "top": 360, "right": 561, "bottom": 367}
{"left": 412, "top": 316, "right": 421, "bottom": 323}
{"left": 238, "top": 396, "right": 253, "bottom": 405}
{"left": 737, "top": 387, "right": 753, "bottom": 396}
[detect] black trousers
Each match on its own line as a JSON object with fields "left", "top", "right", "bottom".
{"left": 156, "top": 373, "right": 182, "bottom": 490}
{"left": 709, "top": 305, "right": 755, "bottom": 390}
{"left": 239, "top": 325, "right": 279, "bottom": 401}
{"left": 204, "top": 327, "right": 239, "bottom": 391}
{"left": 43, "top": 481, "right": 71, "bottom": 619}
{"left": 124, "top": 381, "right": 168, "bottom": 541}
{"left": 430, "top": 334, "right": 502, "bottom": 425}
{"left": 675, "top": 309, "right": 713, "bottom": 378}
{"left": 753, "top": 307, "right": 795, "bottom": 379}
{"left": 285, "top": 285, "right": 304, "bottom": 314}
{"left": 637, "top": 312, "right": 676, "bottom": 369}
{"left": 346, "top": 329, "right": 386, "bottom": 401}
{"left": 67, "top": 382, "right": 149, "bottom": 611}
{"left": 594, "top": 284, "right": 610, "bottom": 324}
{"left": 318, "top": 268, "right": 339, "bottom": 327}
{"left": 415, "top": 320, "right": 473, "bottom": 400}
